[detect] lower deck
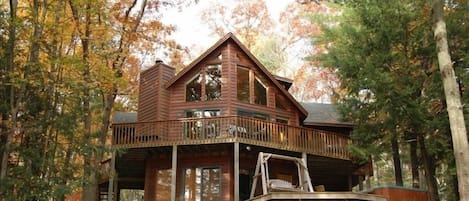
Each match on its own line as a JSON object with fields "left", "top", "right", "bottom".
{"left": 102, "top": 143, "right": 375, "bottom": 201}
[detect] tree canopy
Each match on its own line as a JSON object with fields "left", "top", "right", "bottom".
{"left": 313, "top": 0, "right": 469, "bottom": 200}
{"left": 0, "top": 0, "right": 185, "bottom": 200}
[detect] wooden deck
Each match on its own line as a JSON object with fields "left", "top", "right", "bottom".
{"left": 112, "top": 116, "right": 351, "bottom": 160}
{"left": 247, "top": 192, "right": 386, "bottom": 201}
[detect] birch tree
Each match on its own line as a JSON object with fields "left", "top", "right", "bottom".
{"left": 432, "top": 0, "right": 469, "bottom": 200}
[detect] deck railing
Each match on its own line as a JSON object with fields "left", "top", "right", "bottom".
{"left": 112, "top": 116, "right": 351, "bottom": 160}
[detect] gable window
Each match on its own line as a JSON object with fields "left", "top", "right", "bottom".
{"left": 186, "top": 74, "right": 202, "bottom": 102}
{"left": 183, "top": 167, "right": 221, "bottom": 201}
{"left": 237, "top": 66, "right": 250, "bottom": 103}
{"left": 205, "top": 64, "right": 222, "bottom": 101}
{"left": 237, "top": 66, "right": 269, "bottom": 106}
{"left": 254, "top": 78, "right": 267, "bottom": 105}
{"left": 186, "top": 64, "right": 222, "bottom": 102}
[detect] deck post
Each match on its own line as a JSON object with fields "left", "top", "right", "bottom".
{"left": 358, "top": 175, "right": 364, "bottom": 191}
{"left": 114, "top": 177, "right": 119, "bottom": 201}
{"left": 107, "top": 151, "right": 116, "bottom": 201}
{"left": 348, "top": 175, "right": 353, "bottom": 191}
{"left": 171, "top": 145, "right": 178, "bottom": 201}
{"left": 234, "top": 142, "right": 239, "bottom": 201}
{"left": 302, "top": 152, "right": 314, "bottom": 192}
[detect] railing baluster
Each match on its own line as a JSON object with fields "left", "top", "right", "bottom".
{"left": 112, "top": 116, "right": 351, "bottom": 159}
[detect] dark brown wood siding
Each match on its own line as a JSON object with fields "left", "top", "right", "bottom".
{"left": 144, "top": 147, "right": 233, "bottom": 201}
{"left": 228, "top": 41, "right": 302, "bottom": 126}
{"left": 144, "top": 153, "right": 172, "bottom": 201}
{"left": 138, "top": 63, "right": 175, "bottom": 122}
{"left": 167, "top": 40, "right": 303, "bottom": 127}
{"left": 168, "top": 46, "right": 230, "bottom": 119}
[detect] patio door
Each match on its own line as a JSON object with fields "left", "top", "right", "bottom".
{"left": 182, "top": 167, "right": 221, "bottom": 201}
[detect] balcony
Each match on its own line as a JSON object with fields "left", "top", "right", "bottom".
{"left": 112, "top": 116, "right": 351, "bottom": 160}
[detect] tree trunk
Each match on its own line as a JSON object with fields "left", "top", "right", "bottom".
{"left": 68, "top": 0, "right": 98, "bottom": 199}
{"left": 0, "top": 0, "right": 18, "bottom": 182}
{"left": 418, "top": 134, "right": 440, "bottom": 201}
{"left": 391, "top": 133, "right": 403, "bottom": 186}
{"left": 410, "top": 137, "right": 420, "bottom": 188}
{"left": 432, "top": 1, "right": 469, "bottom": 200}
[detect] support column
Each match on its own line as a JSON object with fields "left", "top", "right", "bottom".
{"left": 301, "top": 152, "right": 313, "bottom": 192}
{"left": 114, "top": 178, "right": 119, "bottom": 201}
{"left": 108, "top": 151, "right": 116, "bottom": 201}
{"left": 234, "top": 142, "right": 239, "bottom": 201}
{"left": 358, "top": 175, "right": 364, "bottom": 191}
{"left": 348, "top": 175, "right": 353, "bottom": 191}
{"left": 171, "top": 145, "right": 178, "bottom": 201}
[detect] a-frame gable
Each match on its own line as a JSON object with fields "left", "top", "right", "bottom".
{"left": 166, "top": 32, "right": 308, "bottom": 119}
{"left": 165, "top": 34, "right": 231, "bottom": 88}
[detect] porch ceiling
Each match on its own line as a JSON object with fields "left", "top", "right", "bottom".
{"left": 112, "top": 143, "right": 362, "bottom": 191}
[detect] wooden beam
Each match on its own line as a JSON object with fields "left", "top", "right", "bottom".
{"left": 171, "top": 145, "right": 177, "bottom": 201}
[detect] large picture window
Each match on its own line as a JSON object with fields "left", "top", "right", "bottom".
{"left": 186, "top": 64, "right": 222, "bottom": 102}
{"left": 237, "top": 66, "right": 250, "bottom": 103}
{"left": 254, "top": 78, "right": 267, "bottom": 106}
{"left": 186, "top": 74, "right": 202, "bottom": 102}
{"left": 237, "top": 66, "right": 269, "bottom": 106}
{"left": 205, "top": 64, "right": 222, "bottom": 101}
{"left": 183, "top": 167, "right": 221, "bottom": 201}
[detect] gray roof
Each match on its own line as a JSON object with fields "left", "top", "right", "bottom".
{"left": 112, "top": 112, "right": 137, "bottom": 123}
{"left": 301, "top": 103, "right": 353, "bottom": 127}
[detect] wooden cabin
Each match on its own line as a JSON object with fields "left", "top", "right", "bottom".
{"left": 102, "top": 33, "right": 381, "bottom": 201}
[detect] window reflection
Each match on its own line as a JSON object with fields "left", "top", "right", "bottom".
{"left": 254, "top": 78, "right": 267, "bottom": 105}
{"left": 183, "top": 167, "right": 221, "bottom": 201}
{"left": 186, "top": 74, "right": 202, "bottom": 102}
{"left": 206, "top": 64, "right": 222, "bottom": 101}
{"left": 237, "top": 67, "right": 250, "bottom": 103}
{"left": 156, "top": 169, "right": 172, "bottom": 201}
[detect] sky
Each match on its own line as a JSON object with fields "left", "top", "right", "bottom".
{"left": 161, "top": 0, "right": 294, "bottom": 63}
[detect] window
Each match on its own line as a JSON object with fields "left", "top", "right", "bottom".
{"left": 186, "top": 109, "right": 220, "bottom": 118}
{"left": 186, "top": 64, "right": 222, "bottom": 102}
{"left": 237, "top": 66, "right": 269, "bottom": 106}
{"left": 205, "top": 64, "right": 222, "bottom": 101}
{"left": 183, "top": 167, "right": 221, "bottom": 201}
{"left": 238, "top": 110, "right": 269, "bottom": 120}
{"left": 156, "top": 169, "right": 172, "bottom": 201}
{"left": 275, "top": 117, "right": 289, "bottom": 124}
{"left": 186, "top": 74, "right": 202, "bottom": 102}
{"left": 254, "top": 78, "right": 267, "bottom": 105}
{"left": 237, "top": 67, "right": 250, "bottom": 103}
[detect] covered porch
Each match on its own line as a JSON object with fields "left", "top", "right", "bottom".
{"left": 100, "top": 142, "right": 374, "bottom": 201}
